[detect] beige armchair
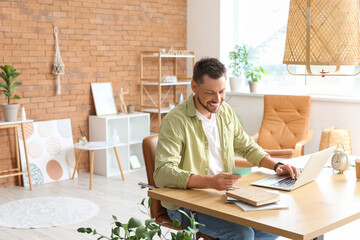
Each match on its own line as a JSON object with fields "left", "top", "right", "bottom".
{"left": 236, "top": 95, "right": 313, "bottom": 168}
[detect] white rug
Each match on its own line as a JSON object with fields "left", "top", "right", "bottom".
{"left": 0, "top": 197, "right": 99, "bottom": 228}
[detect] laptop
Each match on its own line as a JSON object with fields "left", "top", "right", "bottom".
{"left": 251, "top": 146, "right": 336, "bottom": 191}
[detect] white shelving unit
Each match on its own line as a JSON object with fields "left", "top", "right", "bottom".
{"left": 89, "top": 112, "right": 150, "bottom": 177}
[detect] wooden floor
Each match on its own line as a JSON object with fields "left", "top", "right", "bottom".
{"left": 0, "top": 169, "right": 358, "bottom": 240}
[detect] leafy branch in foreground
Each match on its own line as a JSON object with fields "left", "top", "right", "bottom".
{"left": 77, "top": 198, "right": 205, "bottom": 240}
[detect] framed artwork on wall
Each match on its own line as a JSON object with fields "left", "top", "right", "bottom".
{"left": 91, "top": 82, "right": 117, "bottom": 116}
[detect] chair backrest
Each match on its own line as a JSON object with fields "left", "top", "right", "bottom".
{"left": 257, "top": 95, "right": 311, "bottom": 150}
{"left": 142, "top": 135, "right": 167, "bottom": 220}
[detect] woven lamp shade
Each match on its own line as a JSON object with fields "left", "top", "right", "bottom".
{"left": 283, "top": 0, "right": 360, "bottom": 75}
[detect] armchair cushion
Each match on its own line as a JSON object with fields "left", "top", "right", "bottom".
{"left": 257, "top": 95, "right": 311, "bottom": 153}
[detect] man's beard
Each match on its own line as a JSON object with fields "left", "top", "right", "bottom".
{"left": 196, "top": 94, "right": 220, "bottom": 114}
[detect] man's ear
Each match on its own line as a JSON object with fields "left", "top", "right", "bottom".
{"left": 191, "top": 80, "right": 198, "bottom": 93}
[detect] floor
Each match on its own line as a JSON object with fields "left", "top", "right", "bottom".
{"left": 0, "top": 169, "right": 358, "bottom": 240}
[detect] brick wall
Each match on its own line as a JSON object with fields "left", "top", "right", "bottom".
{"left": 0, "top": 0, "right": 187, "bottom": 188}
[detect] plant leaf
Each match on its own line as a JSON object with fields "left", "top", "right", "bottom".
{"left": 128, "top": 217, "right": 142, "bottom": 229}
{"left": 112, "top": 215, "right": 118, "bottom": 221}
{"left": 141, "top": 198, "right": 145, "bottom": 207}
{"left": 148, "top": 197, "right": 152, "bottom": 208}
{"left": 11, "top": 94, "right": 20, "bottom": 100}
{"left": 112, "top": 227, "right": 120, "bottom": 236}
{"left": 145, "top": 219, "right": 155, "bottom": 227}
{"left": 148, "top": 229, "right": 159, "bottom": 239}
{"left": 77, "top": 227, "right": 86, "bottom": 233}
{"left": 172, "top": 218, "right": 181, "bottom": 227}
{"left": 135, "top": 226, "right": 147, "bottom": 238}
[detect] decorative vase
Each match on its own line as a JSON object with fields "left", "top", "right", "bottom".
{"left": 248, "top": 81, "right": 259, "bottom": 93}
{"left": 111, "top": 129, "right": 120, "bottom": 143}
{"left": 230, "top": 77, "right": 244, "bottom": 92}
{"left": 21, "top": 107, "right": 26, "bottom": 121}
{"left": 1, "top": 103, "right": 19, "bottom": 122}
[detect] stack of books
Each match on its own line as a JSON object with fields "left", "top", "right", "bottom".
{"left": 225, "top": 187, "right": 289, "bottom": 211}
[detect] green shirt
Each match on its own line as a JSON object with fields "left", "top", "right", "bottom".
{"left": 154, "top": 94, "right": 267, "bottom": 210}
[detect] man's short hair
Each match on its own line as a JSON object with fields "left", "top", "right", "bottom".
{"left": 192, "top": 58, "right": 227, "bottom": 85}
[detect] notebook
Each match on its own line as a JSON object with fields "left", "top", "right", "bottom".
{"left": 225, "top": 187, "right": 280, "bottom": 206}
{"left": 251, "top": 146, "right": 336, "bottom": 191}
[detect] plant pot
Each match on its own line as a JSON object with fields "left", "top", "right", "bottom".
{"left": 229, "top": 77, "right": 244, "bottom": 92}
{"left": 248, "top": 81, "right": 259, "bottom": 93}
{"left": 1, "top": 103, "right": 20, "bottom": 122}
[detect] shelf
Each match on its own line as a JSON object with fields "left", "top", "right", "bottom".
{"left": 142, "top": 81, "right": 191, "bottom": 86}
{"left": 142, "top": 53, "right": 195, "bottom": 58}
{"left": 142, "top": 107, "right": 172, "bottom": 114}
{"left": 94, "top": 112, "right": 149, "bottom": 119}
{"left": 130, "top": 139, "right": 143, "bottom": 145}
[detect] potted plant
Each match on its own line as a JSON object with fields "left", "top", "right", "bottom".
{"left": 0, "top": 65, "right": 22, "bottom": 122}
{"left": 245, "top": 66, "right": 266, "bottom": 93}
{"left": 228, "top": 45, "right": 250, "bottom": 92}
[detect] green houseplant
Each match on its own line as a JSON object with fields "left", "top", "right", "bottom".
{"left": 77, "top": 198, "right": 205, "bottom": 240}
{"left": 245, "top": 66, "right": 266, "bottom": 93}
{"left": 0, "top": 65, "right": 22, "bottom": 122}
{"left": 228, "top": 45, "right": 250, "bottom": 92}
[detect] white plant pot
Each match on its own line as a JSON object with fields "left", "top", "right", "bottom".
{"left": 229, "top": 77, "right": 244, "bottom": 92}
{"left": 248, "top": 81, "right": 259, "bottom": 93}
{"left": 1, "top": 103, "right": 20, "bottom": 122}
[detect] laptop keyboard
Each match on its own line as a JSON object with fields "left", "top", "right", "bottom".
{"left": 272, "top": 177, "right": 296, "bottom": 188}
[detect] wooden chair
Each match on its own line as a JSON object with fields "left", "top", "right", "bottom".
{"left": 236, "top": 95, "right": 313, "bottom": 167}
{"left": 142, "top": 135, "right": 216, "bottom": 240}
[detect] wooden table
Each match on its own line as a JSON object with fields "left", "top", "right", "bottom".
{"left": 0, "top": 120, "right": 33, "bottom": 190}
{"left": 149, "top": 167, "right": 360, "bottom": 240}
{"left": 72, "top": 141, "right": 125, "bottom": 190}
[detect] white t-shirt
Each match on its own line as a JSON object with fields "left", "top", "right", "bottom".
{"left": 196, "top": 110, "right": 224, "bottom": 175}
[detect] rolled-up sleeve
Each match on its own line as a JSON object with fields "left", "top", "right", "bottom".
{"left": 154, "top": 118, "right": 192, "bottom": 189}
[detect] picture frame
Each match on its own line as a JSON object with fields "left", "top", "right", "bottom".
{"left": 91, "top": 82, "right": 117, "bottom": 116}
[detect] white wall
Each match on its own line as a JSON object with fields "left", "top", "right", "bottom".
{"left": 187, "top": 0, "right": 221, "bottom": 59}
{"left": 187, "top": 0, "right": 235, "bottom": 94}
{"left": 226, "top": 93, "right": 360, "bottom": 155}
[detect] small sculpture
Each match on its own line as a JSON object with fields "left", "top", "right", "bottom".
{"left": 119, "top": 88, "right": 129, "bottom": 113}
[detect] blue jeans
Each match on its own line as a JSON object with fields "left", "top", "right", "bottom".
{"left": 167, "top": 209, "right": 278, "bottom": 240}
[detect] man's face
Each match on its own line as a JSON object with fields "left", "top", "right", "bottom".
{"left": 191, "top": 74, "right": 226, "bottom": 116}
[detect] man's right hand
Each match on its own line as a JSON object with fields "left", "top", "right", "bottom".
{"left": 211, "top": 172, "right": 241, "bottom": 190}
{"left": 187, "top": 172, "right": 241, "bottom": 190}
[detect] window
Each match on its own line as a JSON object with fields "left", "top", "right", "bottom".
{"left": 235, "top": 0, "right": 360, "bottom": 97}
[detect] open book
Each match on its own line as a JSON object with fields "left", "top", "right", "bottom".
{"left": 225, "top": 187, "right": 280, "bottom": 206}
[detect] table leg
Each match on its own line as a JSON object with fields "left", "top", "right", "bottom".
{"left": 113, "top": 147, "right": 125, "bottom": 180}
{"left": 21, "top": 123, "right": 33, "bottom": 190}
{"left": 312, "top": 235, "right": 324, "bottom": 240}
{"left": 90, "top": 150, "right": 94, "bottom": 190}
{"left": 14, "top": 126, "right": 22, "bottom": 186}
{"left": 72, "top": 150, "right": 83, "bottom": 179}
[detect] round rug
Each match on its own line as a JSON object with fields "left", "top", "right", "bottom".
{"left": 0, "top": 197, "right": 99, "bottom": 229}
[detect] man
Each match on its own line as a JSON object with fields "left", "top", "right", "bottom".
{"left": 154, "top": 58, "right": 299, "bottom": 240}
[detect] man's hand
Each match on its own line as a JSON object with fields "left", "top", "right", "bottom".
{"left": 276, "top": 164, "right": 300, "bottom": 179}
{"left": 210, "top": 172, "right": 241, "bottom": 190}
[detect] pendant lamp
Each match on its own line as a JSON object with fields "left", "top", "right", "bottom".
{"left": 283, "top": 0, "right": 360, "bottom": 77}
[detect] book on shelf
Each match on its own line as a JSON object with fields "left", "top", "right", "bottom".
{"left": 225, "top": 187, "right": 280, "bottom": 206}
